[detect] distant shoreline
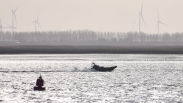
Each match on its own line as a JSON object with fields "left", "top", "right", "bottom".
{"left": 0, "top": 42, "right": 183, "bottom": 54}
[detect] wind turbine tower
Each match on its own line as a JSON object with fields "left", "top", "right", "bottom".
{"left": 10, "top": 6, "right": 19, "bottom": 37}
{"left": 139, "top": 0, "right": 145, "bottom": 33}
{"left": 32, "top": 12, "right": 41, "bottom": 32}
{"left": 156, "top": 8, "right": 166, "bottom": 35}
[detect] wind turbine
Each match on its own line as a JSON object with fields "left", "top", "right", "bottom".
{"left": 139, "top": 0, "right": 145, "bottom": 33}
{"left": 0, "top": 18, "right": 13, "bottom": 31}
{"left": 32, "top": 12, "right": 41, "bottom": 32}
{"left": 10, "top": 6, "right": 19, "bottom": 35}
{"left": 156, "top": 8, "right": 167, "bottom": 35}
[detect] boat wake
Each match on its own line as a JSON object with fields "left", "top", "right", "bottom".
{"left": 71, "top": 67, "right": 97, "bottom": 72}
{"left": 0, "top": 67, "right": 97, "bottom": 73}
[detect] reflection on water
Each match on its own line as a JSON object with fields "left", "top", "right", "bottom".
{"left": 0, "top": 54, "right": 183, "bottom": 102}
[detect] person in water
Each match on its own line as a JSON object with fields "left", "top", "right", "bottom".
{"left": 36, "top": 75, "right": 44, "bottom": 87}
{"left": 92, "top": 62, "right": 98, "bottom": 68}
{"left": 34, "top": 74, "right": 45, "bottom": 90}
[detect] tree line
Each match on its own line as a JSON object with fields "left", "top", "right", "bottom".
{"left": 0, "top": 30, "right": 183, "bottom": 43}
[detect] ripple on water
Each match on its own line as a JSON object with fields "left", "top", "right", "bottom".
{"left": 0, "top": 54, "right": 183, "bottom": 102}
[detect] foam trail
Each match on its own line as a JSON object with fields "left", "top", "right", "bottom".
{"left": 0, "top": 67, "right": 97, "bottom": 72}
{"left": 71, "top": 67, "right": 80, "bottom": 72}
{"left": 71, "top": 67, "right": 96, "bottom": 72}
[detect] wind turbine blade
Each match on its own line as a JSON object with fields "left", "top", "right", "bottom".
{"left": 14, "top": 6, "right": 19, "bottom": 12}
{"left": 9, "top": 7, "right": 13, "bottom": 11}
{"left": 133, "top": 14, "right": 137, "bottom": 24}
{"left": 156, "top": 7, "right": 160, "bottom": 21}
{"left": 37, "top": 22, "right": 42, "bottom": 29}
{"left": 1, "top": 20, "right": 11, "bottom": 27}
{"left": 154, "top": 24, "right": 158, "bottom": 33}
{"left": 159, "top": 21, "right": 167, "bottom": 26}
{"left": 30, "top": 21, "right": 35, "bottom": 24}
{"left": 141, "top": 0, "right": 144, "bottom": 13}
{"left": 132, "top": 21, "right": 137, "bottom": 25}
{"left": 37, "top": 11, "right": 39, "bottom": 21}
{"left": 141, "top": 13, "right": 146, "bottom": 26}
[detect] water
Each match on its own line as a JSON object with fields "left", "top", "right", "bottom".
{"left": 0, "top": 54, "right": 183, "bottom": 103}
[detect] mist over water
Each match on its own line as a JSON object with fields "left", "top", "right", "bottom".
{"left": 0, "top": 54, "right": 183, "bottom": 102}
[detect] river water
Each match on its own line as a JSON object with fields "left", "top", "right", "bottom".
{"left": 0, "top": 54, "right": 183, "bottom": 103}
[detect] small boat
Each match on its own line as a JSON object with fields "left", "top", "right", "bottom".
{"left": 91, "top": 63, "right": 117, "bottom": 72}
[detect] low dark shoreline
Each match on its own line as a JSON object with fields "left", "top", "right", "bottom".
{"left": 0, "top": 44, "right": 183, "bottom": 54}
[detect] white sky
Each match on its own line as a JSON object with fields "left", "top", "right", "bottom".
{"left": 0, "top": 0, "right": 183, "bottom": 34}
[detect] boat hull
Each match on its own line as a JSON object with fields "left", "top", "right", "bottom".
{"left": 92, "top": 66, "right": 117, "bottom": 72}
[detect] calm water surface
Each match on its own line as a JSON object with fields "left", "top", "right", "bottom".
{"left": 0, "top": 54, "right": 183, "bottom": 103}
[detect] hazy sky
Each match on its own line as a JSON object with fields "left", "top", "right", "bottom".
{"left": 0, "top": 0, "right": 183, "bottom": 34}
